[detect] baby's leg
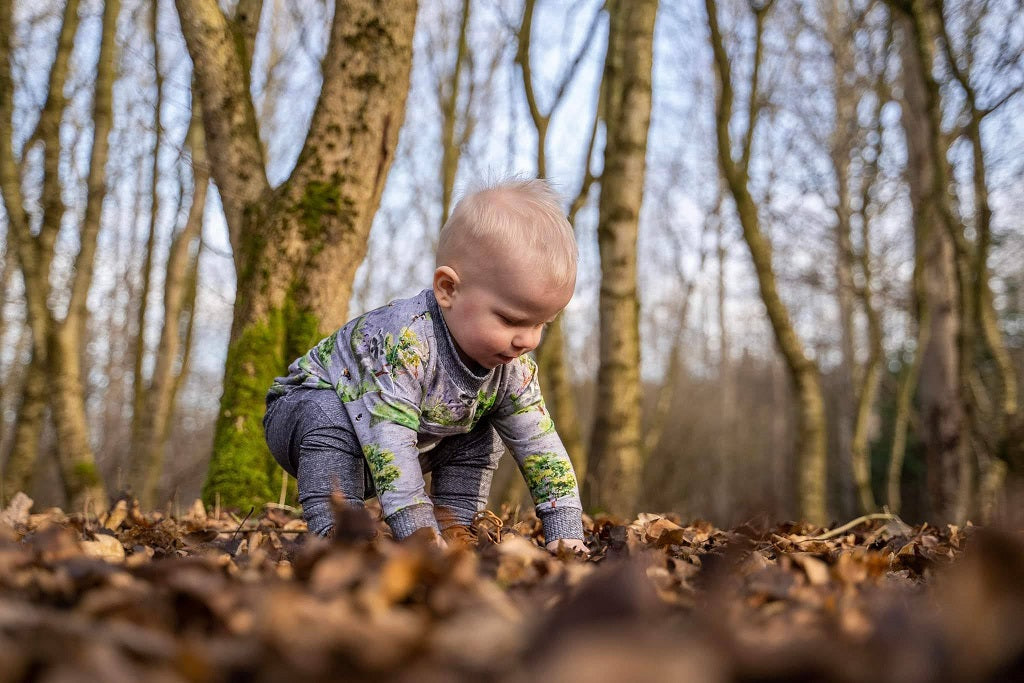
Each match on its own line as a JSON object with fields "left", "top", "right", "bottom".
{"left": 263, "top": 387, "right": 366, "bottom": 536}
{"left": 427, "top": 419, "right": 506, "bottom": 531}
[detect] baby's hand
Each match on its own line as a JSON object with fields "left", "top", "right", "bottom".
{"left": 406, "top": 526, "right": 449, "bottom": 550}
{"left": 545, "top": 538, "right": 589, "bottom": 555}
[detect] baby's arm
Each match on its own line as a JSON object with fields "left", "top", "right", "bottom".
{"left": 344, "top": 391, "right": 440, "bottom": 538}
{"left": 492, "top": 357, "right": 586, "bottom": 547}
{"left": 339, "top": 326, "right": 440, "bottom": 540}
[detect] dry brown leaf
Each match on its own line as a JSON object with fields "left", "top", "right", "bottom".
{"left": 0, "top": 492, "right": 33, "bottom": 528}
{"left": 790, "top": 553, "right": 830, "bottom": 586}
{"left": 80, "top": 534, "right": 126, "bottom": 563}
{"left": 103, "top": 500, "right": 128, "bottom": 530}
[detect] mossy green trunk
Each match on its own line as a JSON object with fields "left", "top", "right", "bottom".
{"left": 203, "top": 298, "right": 320, "bottom": 510}
{"left": 181, "top": 0, "right": 418, "bottom": 511}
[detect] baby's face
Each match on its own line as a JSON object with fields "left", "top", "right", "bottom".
{"left": 436, "top": 252, "right": 574, "bottom": 370}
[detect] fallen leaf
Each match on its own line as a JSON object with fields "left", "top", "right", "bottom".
{"left": 0, "top": 492, "right": 33, "bottom": 528}
{"left": 80, "top": 533, "right": 126, "bottom": 563}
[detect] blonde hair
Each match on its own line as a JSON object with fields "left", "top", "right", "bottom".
{"left": 436, "top": 177, "right": 577, "bottom": 289}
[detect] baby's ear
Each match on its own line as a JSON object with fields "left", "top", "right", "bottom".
{"left": 432, "top": 266, "right": 459, "bottom": 306}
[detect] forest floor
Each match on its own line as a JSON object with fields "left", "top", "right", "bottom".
{"left": 0, "top": 492, "right": 1022, "bottom": 682}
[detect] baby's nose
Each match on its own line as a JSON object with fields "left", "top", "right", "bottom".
{"left": 513, "top": 326, "right": 542, "bottom": 351}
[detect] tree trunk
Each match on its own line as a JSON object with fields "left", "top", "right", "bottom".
{"left": 827, "top": 1, "right": 882, "bottom": 515}
{"left": 584, "top": 0, "right": 657, "bottom": 518}
{"left": 129, "top": 0, "right": 166, "bottom": 487}
{"left": 1, "top": 357, "right": 47, "bottom": 502}
{"left": 132, "top": 94, "right": 209, "bottom": 508}
{"left": 829, "top": 5, "right": 858, "bottom": 513}
{"left": 1, "top": 0, "right": 109, "bottom": 511}
{"left": 706, "top": 0, "right": 828, "bottom": 524}
{"left": 897, "top": 7, "right": 966, "bottom": 522}
{"left": 934, "top": 0, "right": 1018, "bottom": 467}
{"left": 44, "top": 0, "right": 121, "bottom": 512}
{"left": 850, "top": 115, "right": 885, "bottom": 516}
{"left": 716, "top": 212, "right": 735, "bottom": 510}
{"left": 175, "top": 0, "right": 418, "bottom": 510}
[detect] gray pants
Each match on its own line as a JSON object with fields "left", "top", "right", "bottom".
{"left": 263, "top": 387, "right": 505, "bottom": 536}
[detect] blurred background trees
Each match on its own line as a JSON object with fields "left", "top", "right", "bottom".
{"left": 1, "top": 0, "right": 1022, "bottom": 527}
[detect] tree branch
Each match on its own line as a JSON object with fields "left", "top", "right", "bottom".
{"left": 742, "top": 1, "right": 773, "bottom": 175}
{"left": 290, "top": 0, "right": 417, "bottom": 202}
{"left": 231, "top": 0, "right": 264, "bottom": 80}
{"left": 174, "top": 0, "right": 269, "bottom": 249}
{"left": 551, "top": 3, "right": 605, "bottom": 114}
{"left": 705, "top": 0, "right": 737, "bottom": 183}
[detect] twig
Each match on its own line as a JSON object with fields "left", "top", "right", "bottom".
{"left": 230, "top": 506, "right": 255, "bottom": 542}
{"left": 810, "top": 513, "right": 898, "bottom": 541}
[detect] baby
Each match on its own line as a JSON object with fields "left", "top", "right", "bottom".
{"left": 263, "top": 177, "right": 586, "bottom": 552}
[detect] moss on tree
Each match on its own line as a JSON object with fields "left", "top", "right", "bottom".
{"left": 204, "top": 295, "right": 323, "bottom": 511}
{"left": 72, "top": 461, "right": 102, "bottom": 489}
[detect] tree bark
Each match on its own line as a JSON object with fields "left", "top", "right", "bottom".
{"left": 896, "top": 6, "right": 965, "bottom": 522}
{"left": 1, "top": 358, "right": 47, "bottom": 502}
{"left": 705, "top": 0, "right": 828, "bottom": 524}
{"left": 584, "top": 0, "right": 657, "bottom": 517}
{"left": 175, "top": 0, "right": 418, "bottom": 509}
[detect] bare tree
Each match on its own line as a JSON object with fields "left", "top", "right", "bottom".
{"left": 822, "top": 1, "right": 889, "bottom": 514}
{"left": 0, "top": 0, "right": 117, "bottom": 510}
{"left": 705, "top": 0, "right": 828, "bottom": 524}
{"left": 932, "top": 0, "right": 1021, "bottom": 516}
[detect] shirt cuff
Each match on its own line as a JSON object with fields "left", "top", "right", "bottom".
{"left": 386, "top": 503, "right": 441, "bottom": 540}
{"left": 538, "top": 506, "right": 584, "bottom": 543}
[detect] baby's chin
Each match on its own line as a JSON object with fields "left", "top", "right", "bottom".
{"left": 477, "top": 353, "right": 516, "bottom": 369}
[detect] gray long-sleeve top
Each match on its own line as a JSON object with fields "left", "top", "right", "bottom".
{"left": 268, "top": 289, "right": 584, "bottom": 542}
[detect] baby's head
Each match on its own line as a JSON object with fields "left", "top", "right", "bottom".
{"left": 433, "top": 177, "right": 577, "bottom": 370}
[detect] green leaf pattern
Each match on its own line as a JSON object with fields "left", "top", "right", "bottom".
{"left": 422, "top": 399, "right": 460, "bottom": 426}
{"left": 522, "top": 452, "right": 578, "bottom": 502}
{"left": 370, "top": 400, "right": 420, "bottom": 431}
{"left": 314, "top": 333, "right": 337, "bottom": 367}
{"left": 363, "top": 444, "right": 401, "bottom": 494}
{"left": 471, "top": 389, "right": 499, "bottom": 428}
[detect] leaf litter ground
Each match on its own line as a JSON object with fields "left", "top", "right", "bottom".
{"left": 1, "top": 491, "right": 1022, "bottom": 682}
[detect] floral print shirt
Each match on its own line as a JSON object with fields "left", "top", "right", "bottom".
{"left": 269, "top": 289, "right": 582, "bottom": 529}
